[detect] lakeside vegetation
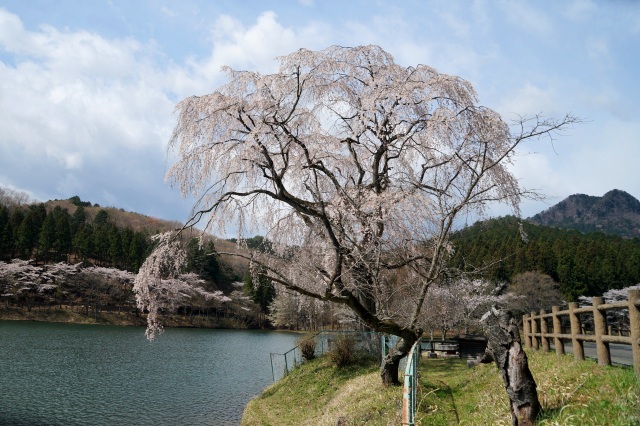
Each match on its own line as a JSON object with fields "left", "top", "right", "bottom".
{"left": 0, "top": 306, "right": 249, "bottom": 329}
{"left": 242, "top": 351, "right": 640, "bottom": 425}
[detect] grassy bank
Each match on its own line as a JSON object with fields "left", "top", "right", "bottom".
{"left": 0, "top": 306, "right": 248, "bottom": 329}
{"left": 243, "top": 351, "right": 640, "bottom": 425}
{"left": 242, "top": 356, "right": 403, "bottom": 425}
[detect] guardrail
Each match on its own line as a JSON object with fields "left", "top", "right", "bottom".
{"left": 401, "top": 339, "right": 421, "bottom": 426}
{"left": 523, "top": 289, "right": 640, "bottom": 377}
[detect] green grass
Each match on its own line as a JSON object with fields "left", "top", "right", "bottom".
{"left": 242, "top": 350, "right": 640, "bottom": 425}
{"left": 242, "top": 356, "right": 402, "bottom": 425}
{"left": 417, "top": 351, "right": 640, "bottom": 425}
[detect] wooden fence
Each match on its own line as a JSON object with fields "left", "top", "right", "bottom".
{"left": 523, "top": 289, "right": 640, "bottom": 377}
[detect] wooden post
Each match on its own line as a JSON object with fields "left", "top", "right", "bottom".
{"left": 530, "top": 311, "right": 539, "bottom": 350}
{"left": 592, "top": 297, "right": 611, "bottom": 366}
{"left": 569, "top": 302, "right": 584, "bottom": 361}
{"left": 628, "top": 289, "right": 640, "bottom": 378}
{"left": 477, "top": 309, "right": 540, "bottom": 425}
{"left": 540, "top": 309, "right": 550, "bottom": 352}
{"left": 552, "top": 306, "right": 564, "bottom": 355}
{"left": 523, "top": 314, "right": 531, "bottom": 349}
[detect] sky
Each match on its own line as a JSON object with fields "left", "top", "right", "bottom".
{"left": 0, "top": 0, "right": 639, "bottom": 232}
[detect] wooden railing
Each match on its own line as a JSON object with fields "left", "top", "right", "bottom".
{"left": 523, "top": 289, "right": 640, "bottom": 378}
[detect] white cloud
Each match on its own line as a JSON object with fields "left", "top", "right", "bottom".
{"left": 499, "top": 0, "right": 553, "bottom": 35}
{"left": 0, "top": 8, "right": 336, "bottom": 221}
{"left": 586, "top": 37, "right": 610, "bottom": 62}
{"left": 160, "top": 6, "right": 176, "bottom": 17}
{"left": 201, "top": 11, "right": 326, "bottom": 75}
{"left": 0, "top": 2, "right": 638, "bottom": 226}
{"left": 496, "top": 82, "right": 557, "bottom": 117}
{"left": 565, "top": 0, "right": 597, "bottom": 22}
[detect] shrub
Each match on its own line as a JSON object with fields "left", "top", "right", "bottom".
{"left": 328, "top": 335, "right": 357, "bottom": 367}
{"left": 297, "top": 333, "right": 317, "bottom": 361}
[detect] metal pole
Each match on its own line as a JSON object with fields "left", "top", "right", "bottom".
{"left": 270, "top": 353, "right": 275, "bottom": 383}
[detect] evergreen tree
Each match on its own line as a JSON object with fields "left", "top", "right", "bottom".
{"left": 244, "top": 265, "right": 276, "bottom": 313}
{"left": 8, "top": 208, "right": 24, "bottom": 258}
{"left": 74, "top": 223, "right": 94, "bottom": 262}
{"left": 70, "top": 205, "right": 87, "bottom": 237}
{"left": 128, "top": 231, "right": 148, "bottom": 272}
{"left": 38, "top": 210, "right": 57, "bottom": 261}
{"left": 108, "top": 224, "right": 123, "bottom": 268}
{"left": 0, "top": 205, "right": 10, "bottom": 260}
{"left": 18, "top": 206, "right": 43, "bottom": 259}
{"left": 54, "top": 210, "right": 72, "bottom": 261}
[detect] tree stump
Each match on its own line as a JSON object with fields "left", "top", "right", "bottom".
{"left": 469, "top": 308, "right": 540, "bottom": 425}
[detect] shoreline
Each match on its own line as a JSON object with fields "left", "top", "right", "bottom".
{"left": 0, "top": 306, "right": 251, "bottom": 330}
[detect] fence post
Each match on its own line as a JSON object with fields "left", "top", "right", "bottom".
{"left": 552, "top": 306, "right": 564, "bottom": 355}
{"left": 540, "top": 309, "right": 550, "bottom": 352}
{"left": 628, "top": 289, "right": 640, "bottom": 377}
{"left": 592, "top": 296, "right": 611, "bottom": 367}
{"left": 530, "top": 311, "right": 539, "bottom": 350}
{"left": 569, "top": 302, "right": 585, "bottom": 361}
{"left": 523, "top": 314, "right": 531, "bottom": 349}
{"left": 270, "top": 353, "right": 275, "bottom": 382}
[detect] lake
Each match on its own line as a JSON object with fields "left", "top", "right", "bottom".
{"left": 0, "top": 321, "right": 299, "bottom": 425}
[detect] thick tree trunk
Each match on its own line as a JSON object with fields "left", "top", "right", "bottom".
{"left": 469, "top": 308, "right": 540, "bottom": 425}
{"left": 380, "top": 334, "right": 418, "bottom": 386}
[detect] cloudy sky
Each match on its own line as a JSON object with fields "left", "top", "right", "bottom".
{"left": 1, "top": 0, "right": 639, "bottom": 230}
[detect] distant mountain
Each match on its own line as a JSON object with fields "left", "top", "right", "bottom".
{"left": 529, "top": 189, "right": 640, "bottom": 238}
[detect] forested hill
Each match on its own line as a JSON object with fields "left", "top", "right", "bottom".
{"left": 0, "top": 193, "right": 244, "bottom": 290}
{"left": 450, "top": 216, "right": 640, "bottom": 301}
{"left": 529, "top": 189, "right": 640, "bottom": 238}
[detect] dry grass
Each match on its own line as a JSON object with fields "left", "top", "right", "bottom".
{"left": 417, "top": 351, "right": 640, "bottom": 425}
{"left": 242, "top": 356, "right": 401, "bottom": 426}
{"left": 242, "top": 350, "right": 640, "bottom": 426}
{"left": 0, "top": 307, "right": 247, "bottom": 329}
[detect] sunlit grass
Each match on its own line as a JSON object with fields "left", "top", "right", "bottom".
{"left": 243, "top": 350, "right": 640, "bottom": 425}
{"left": 417, "top": 351, "right": 640, "bottom": 425}
{"left": 242, "top": 355, "right": 402, "bottom": 425}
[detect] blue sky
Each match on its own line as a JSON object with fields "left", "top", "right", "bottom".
{"left": 1, "top": 0, "right": 639, "bottom": 231}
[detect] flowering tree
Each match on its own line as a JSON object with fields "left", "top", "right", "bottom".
{"left": 579, "top": 284, "right": 640, "bottom": 333}
{"left": 422, "top": 278, "right": 506, "bottom": 339}
{"left": 138, "top": 45, "right": 577, "bottom": 386}
{"left": 0, "top": 259, "right": 81, "bottom": 309}
{"left": 133, "top": 233, "right": 232, "bottom": 339}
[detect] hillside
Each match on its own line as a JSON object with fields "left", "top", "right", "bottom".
{"left": 529, "top": 189, "right": 640, "bottom": 238}
{"left": 46, "top": 198, "right": 182, "bottom": 234}
{"left": 0, "top": 193, "right": 265, "bottom": 328}
{"left": 450, "top": 216, "right": 640, "bottom": 300}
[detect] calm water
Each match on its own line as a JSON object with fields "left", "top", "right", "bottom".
{"left": 0, "top": 321, "right": 298, "bottom": 425}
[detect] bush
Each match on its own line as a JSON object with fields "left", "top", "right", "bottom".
{"left": 297, "top": 333, "right": 317, "bottom": 361}
{"left": 328, "top": 335, "right": 357, "bottom": 367}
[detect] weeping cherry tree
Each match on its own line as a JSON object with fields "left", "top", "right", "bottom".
{"left": 135, "top": 45, "right": 577, "bottom": 391}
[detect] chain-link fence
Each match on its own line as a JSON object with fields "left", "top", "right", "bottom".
{"left": 269, "top": 330, "right": 383, "bottom": 382}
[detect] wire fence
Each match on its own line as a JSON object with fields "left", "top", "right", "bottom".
{"left": 269, "top": 330, "right": 423, "bottom": 423}
{"left": 269, "top": 330, "right": 383, "bottom": 382}
{"left": 401, "top": 339, "right": 421, "bottom": 426}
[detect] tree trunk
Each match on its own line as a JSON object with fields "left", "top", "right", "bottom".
{"left": 470, "top": 308, "right": 540, "bottom": 425}
{"left": 380, "top": 334, "right": 418, "bottom": 386}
